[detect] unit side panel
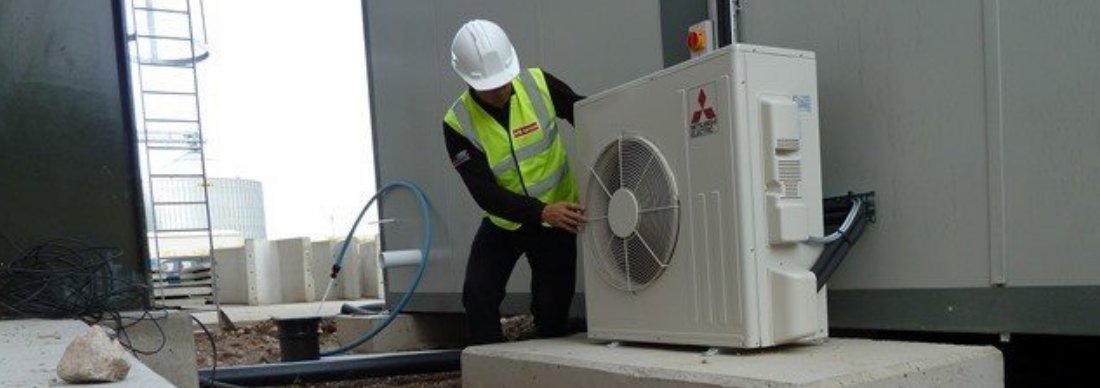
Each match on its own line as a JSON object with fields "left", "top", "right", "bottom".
{"left": 741, "top": 49, "right": 827, "bottom": 345}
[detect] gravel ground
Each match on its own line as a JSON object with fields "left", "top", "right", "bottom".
{"left": 195, "top": 315, "right": 536, "bottom": 387}
{"left": 501, "top": 315, "right": 535, "bottom": 342}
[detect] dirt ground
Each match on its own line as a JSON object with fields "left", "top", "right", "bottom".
{"left": 195, "top": 315, "right": 535, "bottom": 387}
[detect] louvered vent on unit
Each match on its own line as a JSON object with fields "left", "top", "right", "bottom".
{"left": 584, "top": 135, "right": 680, "bottom": 292}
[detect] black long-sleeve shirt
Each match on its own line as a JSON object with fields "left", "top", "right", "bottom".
{"left": 443, "top": 71, "right": 584, "bottom": 227}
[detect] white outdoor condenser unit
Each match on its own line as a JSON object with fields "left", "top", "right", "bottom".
{"left": 575, "top": 44, "right": 826, "bottom": 348}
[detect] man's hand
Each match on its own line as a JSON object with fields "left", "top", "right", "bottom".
{"left": 542, "top": 202, "right": 586, "bottom": 233}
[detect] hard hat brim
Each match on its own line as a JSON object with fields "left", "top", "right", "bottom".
{"left": 461, "top": 48, "right": 521, "bottom": 91}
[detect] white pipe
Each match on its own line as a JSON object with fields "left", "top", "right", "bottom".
{"left": 381, "top": 249, "right": 424, "bottom": 268}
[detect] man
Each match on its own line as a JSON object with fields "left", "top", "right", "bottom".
{"left": 442, "top": 19, "right": 587, "bottom": 345}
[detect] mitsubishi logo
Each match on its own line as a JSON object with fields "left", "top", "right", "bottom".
{"left": 688, "top": 82, "right": 718, "bottom": 138}
{"left": 691, "top": 89, "right": 717, "bottom": 124}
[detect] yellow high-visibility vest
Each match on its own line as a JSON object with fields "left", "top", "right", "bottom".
{"left": 444, "top": 68, "right": 578, "bottom": 231}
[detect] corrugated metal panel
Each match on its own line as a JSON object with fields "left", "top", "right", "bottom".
{"left": 740, "top": 0, "right": 1100, "bottom": 334}
{"left": 997, "top": 0, "right": 1100, "bottom": 286}
{"left": 742, "top": 0, "right": 992, "bottom": 289}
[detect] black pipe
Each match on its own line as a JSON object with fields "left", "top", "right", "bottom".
{"left": 200, "top": 378, "right": 247, "bottom": 388}
{"left": 811, "top": 191, "right": 877, "bottom": 290}
{"left": 197, "top": 350, "right": 461, "bottom": 387}
{"left": 274, "top": 317, "right": 321, "bottom": 362}
{"left": 816, "top": 208, "right": 872, "bottom": 290}
{"left": 809, "top": 235, "right": 843, "bottom": 276}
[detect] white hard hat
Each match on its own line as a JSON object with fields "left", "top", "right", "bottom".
{"left": 451, "top": 20, "right": 520, "bottom": 91}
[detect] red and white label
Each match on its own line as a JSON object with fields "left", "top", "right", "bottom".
{"left": 512, "top": 122, "right": 540, "bottom": 138}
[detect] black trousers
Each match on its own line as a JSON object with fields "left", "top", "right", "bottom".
{"left": 462, "top": 218, "right": 576, "bottom": 345}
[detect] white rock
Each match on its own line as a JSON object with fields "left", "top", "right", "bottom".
{"left": 56, "top": 325, "right": 131, "bottom": 383}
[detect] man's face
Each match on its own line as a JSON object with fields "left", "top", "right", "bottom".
{"left": 475, "top": 82, "right": 513, "bottom": 108}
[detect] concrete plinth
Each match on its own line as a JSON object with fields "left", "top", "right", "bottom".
{"left": 0, "top": 319, "right": 175, "bottom": 387}
{"left": 335, "top": 313, "right": 465, "bottom": 354}
{"left": 108, "top": 312, "right": 199, "bottom": 388}
{"left": 463, "top": 336, "right": 1003, "bottom": 388}
{"left": 275, "top": 238, "right": 316, "bottom": 303}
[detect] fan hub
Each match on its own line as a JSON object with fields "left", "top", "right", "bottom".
{"left": 608, "top": 188, "right": 640, "bottom": 238}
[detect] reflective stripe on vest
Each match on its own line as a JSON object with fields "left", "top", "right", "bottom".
{"left": 526, "top": 161, "right": 569, "bottom": 198}
{"left": 451, "top": 100, "right": 483, "bottom": 152}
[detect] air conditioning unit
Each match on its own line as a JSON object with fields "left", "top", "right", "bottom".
{"left": 575, "top": 44, "right": 826, "bottom": 349}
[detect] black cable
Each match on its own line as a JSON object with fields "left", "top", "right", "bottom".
{"left": 0, "top": 239, "right": 142, "bottom": 319}
{"left": 110, "top": 309, "right": 170, "bottom": 355}
{"left": 0, "top": 238, "right": 171, "bottom": 356}
{"left": 190, "top": 314, "right": 222, "bottom": 387}
{"left": 812, "top": 192, "right": 876, "bottom": 290}
{"left": 816, "top": 206, "right": 871, "bottom": 290}
{"left": 191, "top": 315, "right": 246, "bottom": 388}
{"left": 0, "top": 237, "right": 244, "bottom": 387}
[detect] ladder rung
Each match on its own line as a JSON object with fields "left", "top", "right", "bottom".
{"left": 156, "top": 228, "right": 211, "bottom": 233}
{"left": 143, "top": 90, "right": 196, "bottom": 96}
{"left": 146, "top": 118, "right": 199, "bottom": 123}
{"left": 137, "top": 61, "right": 194, "bottom": 68}
{"left": 148, "top": 145, "right": 199, "bottom": 151}
{"left": 136, "top": 34, "right": 192, "bottom": 41}
{"left": 134, "top": 7, "right": 189, "bottom": 15}
{"left": 150, "top": 173, "right": 206, "bottom": 179}
{"left": 154, "top": 201, "right": 208, "bottom": 206}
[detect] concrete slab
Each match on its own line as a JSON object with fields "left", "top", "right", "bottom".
{"left": 214, "top": 245, "right": 258, "bottom": 305}
{"left": 311, "top": 240, "right": 344, "bottom": 301}
{"left": 251, "top": 239, "right": 283, "bottom": 305}
{"left": 108, "top": 311, "right": 199, "bottom": 388}
{"left": 356, "top": 239, "right": 383, "bottom": 299}
{"left": 275, "top": 238, "right": 316, "bottom": 303}
{"left": 340, "top": 241, "right": 364, "bottom": 298}
{"left": 191, "top": 299, "right": 384, "bottom": 326}
{"left": 335, "top": 313, "right": 465, "bottom": 354}
{"left": 0, "top": 319, "right": 175, "bottom": 387}
{"left": 463, "top": 336, "right": 1003, "bottom": 388}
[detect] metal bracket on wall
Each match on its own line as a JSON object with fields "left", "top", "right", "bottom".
{"left": 824, "top": 191, "right": 877, "bottom": 225}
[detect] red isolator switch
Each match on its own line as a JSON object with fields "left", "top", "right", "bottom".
{"left": 688, "top": 31, "right": 706, "bottom": 52}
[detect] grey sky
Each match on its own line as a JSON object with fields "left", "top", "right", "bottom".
{"left": 197, "top": 0, "right": 377, "bottom": 240}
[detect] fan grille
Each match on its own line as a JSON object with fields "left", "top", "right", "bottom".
{"left": 584, "top": 135, "right": 679, "bottom": 292}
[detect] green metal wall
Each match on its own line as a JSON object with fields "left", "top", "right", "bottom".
{"left": 0, "top": 1, "right": 147, "bottom": 279}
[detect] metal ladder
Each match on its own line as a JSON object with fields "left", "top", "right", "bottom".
{"left": 127, "top": 0, "right": 219, "bottom": 309}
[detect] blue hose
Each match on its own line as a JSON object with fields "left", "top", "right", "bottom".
{"left": 320, "top": 181, "right": 432, "bottom": 356}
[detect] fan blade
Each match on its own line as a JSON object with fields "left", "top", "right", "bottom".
{"left": 588, "top": 166, "right": 614, "bottom": 197}
{"left": 618, "top": 135, "right": 625, "bottom": 188}
{"left": 638, "top": 204, "right": 679, "bottom": 214}
{"left": 634, "top": 231, "right": 668, "bottom": 269}
{"left": 622, "top": 235, "right": 631, "bottom": 291}
{"left": 628, "top": 153, "right": 656, "bottom": 190}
